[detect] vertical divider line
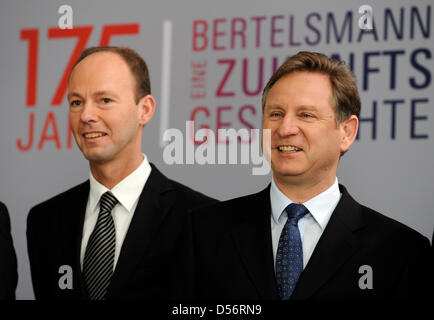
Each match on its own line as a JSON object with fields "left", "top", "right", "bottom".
{"left": 160, "top": 20, "right": 172, "bottom": 147}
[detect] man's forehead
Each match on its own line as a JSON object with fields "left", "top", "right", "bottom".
{"left": 264, "top": 103, "right": 318, "bottom": 111}
{"left": 68, "top": 51, "right": 133, "bottom": 88}
{"left": 77, "top": 51, "right": 124, "bottom": 65}
{"left": 67, "top": 90, "right": 119, "bottom": 100}
{"left": 267, "top": 72, "right": 332, "bottom": 98}
{"left": 70, "top": 51, "right": 129, "bottom": 78}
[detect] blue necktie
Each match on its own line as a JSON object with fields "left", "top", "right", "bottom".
{"left": 275, "top": 203, "right": 308, "bottom": 300}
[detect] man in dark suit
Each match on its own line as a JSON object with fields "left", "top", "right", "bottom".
{"left": 27, "top": 46, "right": 216, "bottom": 300}
{"left": 192, "top": 51, "right": 433, "bottom": 300}
{"left": 0, "top": 202, "right": 18, "bottom": 300}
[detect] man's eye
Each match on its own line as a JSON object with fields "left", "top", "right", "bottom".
{"left": 301, "top": 113, "right": 313, "bottom": 118}
{"left": 270, "top": 112, "right": 282, "bottom": 118}
{"left": 102, "top": 98, "right": 112, "bottom": 104}
{"left": 70, "top": 100, "right": 82, "bottom": 107}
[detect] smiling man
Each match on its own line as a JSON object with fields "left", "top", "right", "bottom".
{"left": 192, "top": 51, "right": 432, "bottom": 300}
{"left": 26, "top": 46, "right": 216, "bottom": 300}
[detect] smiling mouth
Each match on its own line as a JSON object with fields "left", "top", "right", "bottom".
{"left": 278, "top": 145, "right": 303, "bottom": 153}
{"left": 83, "top": 132, "right": 107, "bottom": 139}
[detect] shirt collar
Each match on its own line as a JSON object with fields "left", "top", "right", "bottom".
{"left": 270, "top": 177, "right": 341, "bottom": 230}
{"left": 88, "top": 154, "right": 152, "bottom": 214}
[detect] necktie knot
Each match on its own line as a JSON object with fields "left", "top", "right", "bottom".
{"left": 285, "top": 203, "right": 308, "bottom": 225}
{"left": 100, "top": 191, "right": 118, "bottom": 212}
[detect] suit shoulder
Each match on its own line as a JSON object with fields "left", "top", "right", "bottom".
{"left": 0, "top": 202, "right": 11, "bottom": 235}
{"left": 339, "top": 186, "right": 429, "bottom": 245}
{"left": 149, "top": 164, "right": 217, "bottom": 209}
{"left": 0, "top": 201, "right": 7, "bottom": 213}
{"left": 193, "top": 191, "right": 264, "bottom": 222}
{"left": 168, "top": 178, "right": 218, "bottom": 208}
{"left": 28, "top": 181, "right": 88, "bottom": 221}
{"left": 0, "top": 202, "right": 9, "bottom": 221}
{"left": 360, "top": 205, "right": 429, "bottom": 244}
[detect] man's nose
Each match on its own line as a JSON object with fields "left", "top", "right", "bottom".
{"left": 80, "top": 102, "right": 98, "bottom": 123}
{"left": 277, "top": 114, "right": 300, "bottom": 137}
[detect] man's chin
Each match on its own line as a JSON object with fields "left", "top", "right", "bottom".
{"left": 275, "top": 172, "right": 305, "bottom": 180}
{"left": 82, "top": 151, "right": 112, "bottom": 164}
{"left": 272, "top": 167, "right": 308, "bottom": 184}
{"left": 271, "top": 163, "right": 305, "bottom": 176}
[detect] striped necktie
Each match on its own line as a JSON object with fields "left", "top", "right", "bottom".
{"left": 83, "top": 191, "right": 118, "bottom": 300}
{"left": 275, "top": 203, "right": 308, "bottom": 300}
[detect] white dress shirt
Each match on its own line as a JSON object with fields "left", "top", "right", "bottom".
{"left": 80, "top": 154, "right": 152, "bottom": 271}
{"left": 270, "top": 177, "right": 342, "bottom": 270}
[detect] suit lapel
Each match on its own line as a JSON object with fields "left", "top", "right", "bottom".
{"left": 291, "top": 185, "right": 367, "bottom": 299}
{"left": 58, "top": 181, "right": 89, "bottom": 298}
{"left": 106, "top": 164, "right": 175, "bottom": 298}
{"left": 230, "top": 186, "right": 280, "bottom": 299}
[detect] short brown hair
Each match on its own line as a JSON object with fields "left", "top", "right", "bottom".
{"left": 262, "top": 51, "right": 360, "bottom": 124}
{"left": 71, "top": 46, "right": 151, "bottom": 103}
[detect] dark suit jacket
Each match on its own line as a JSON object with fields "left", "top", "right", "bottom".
{"left": 192, "top": 184, "right": 433, "bottom": 300}
{"left": 27, "top": 164, "right": 217, "bottom": 300}
{"left": 0, "top": 202, "right": 18, "bottom": 300}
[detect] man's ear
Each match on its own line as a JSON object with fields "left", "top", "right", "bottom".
{"left": 138, "top": 94, "right": 156, "bottom": 126}
{"left": 340, "top": 115, "right": 359, "bottom": 153}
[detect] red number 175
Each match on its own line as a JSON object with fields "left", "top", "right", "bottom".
{"left": 20, "top": 23, "right": 139, "bottom": 107}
